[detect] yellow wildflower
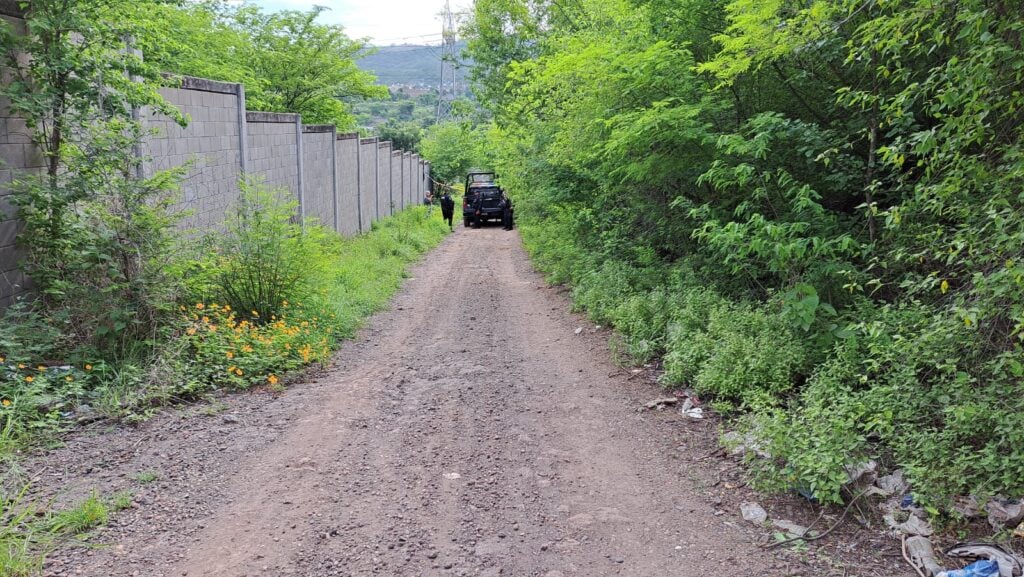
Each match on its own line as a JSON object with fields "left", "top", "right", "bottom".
{"left": 227, "top": 365, "right": 237, "bottom": 374}
{"left": 37, "top": 365, "right": 46, "bottom": 371}
{"left": 65, "top": 376, "right": 73, "bottom": 382}
{"left": 267, "top": 374, "right": 279, "bottom": 385}
{"left": 24, "top": 376, "right": 33, "bottom": 383}
{"left": 234, "top": 368, "right": 243, "bottom": 376}
{"left": 1, "top": 399, "right": 9, "bottom": 407}
{"left": 202, "top": 316, "right": 210, "bottom": 324}
{"left": 241, "top": 345, "right": 253, "bottom": 354}
{"left": 17, "top": 364, "right": 26, "bottom": 369}
{"left": 226, "top": 351, "right": 234, "bottom": 359}
{"left": 940, "top": 279, "right": 949, "bottom": 294}
{"left": 0, "top": 356, "right": 4, "bottom": 363}
{"left": 251, "top": 310, "right": 259, "bottom": 317}
{"left": 85, "top": 364, "right": 93, "bottom": 371}
{"left": 186, "top": 327, "right": 197, "bottom": 336}
{"left": 195, "top": 303, "right": 205, "bottom": 310}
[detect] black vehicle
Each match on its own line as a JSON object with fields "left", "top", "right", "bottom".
{"left": 463, "top": 171, "right": 504, "bottom": 227}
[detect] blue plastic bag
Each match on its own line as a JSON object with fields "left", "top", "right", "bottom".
{"left": 938, "top": 560, "right": 1000, "bottom": 577}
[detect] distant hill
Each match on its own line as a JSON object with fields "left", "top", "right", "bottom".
{"left": 358, "top": 42, "right": 470, "bottom": 89}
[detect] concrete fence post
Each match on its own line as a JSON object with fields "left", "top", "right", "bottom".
{"left": 330, "top": 125, "right": 338, "bottom": 233}
{"left": 295, "top": 115, "right": 304, "bottom": 222}
{"left": 237, "top": 83, "right": 248, "bottom": 175}
{"left": 355, "top": 135, "right": 362, "bottom": 233}
{"left": 374, "top": 140, "right": 380, "bottom": 221}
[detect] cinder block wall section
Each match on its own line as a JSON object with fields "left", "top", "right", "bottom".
{"left": 412, "top": 154, "right": 421, "bottom": 201}
{"left": 1, "top": 10, "right": 41, "bottom": 307}
{"left": 358, "top": 138, "right": 377, "bottom": 232}
{"left": 301, "top": 126, "right": 336, "bottom": 230}
{"left": 246, "top": 112, "right": 300, "bottom": 205}
{"left": 142, "top": 78, "right": 244, "bottom": 232}
{"left": 377, "top": 141, "right": 393, "bottom": 218}
{"left": 403, "top": 152, "right": 412, "bottom": 208}
{"left": 391, "top": 151, "right": 403, "bottom": 211}
{"left": 335, "top": 134, "right": 360, "bottom": 236}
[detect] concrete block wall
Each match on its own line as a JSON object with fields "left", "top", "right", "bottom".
{"left": 143, "top": 78, "right": 243, "bottom": 232}
{"left": 246, "top": 111, "right": 300, "bottom": 204}
{"left": 302, "top": 126, "right": 335, "bottom": 228}
{"left": 358, "top": 138, "right": 377, "bottom": 233}
{"left": 336, "top": 134, "right": 360, "bottom": 236}
{"left": 377, "top": 141, "right": 393, "bottom": 218}
{"left": 391, "top": 151, "right": 403, "bottom": 211}
{"left": 403, "top": 152, "right": 412, "bottom": 208}
{"left": 412, "top": 153, "right": 422, "bottom": 202}
{"left": 0, "top": 11, "right": 39, "bottom": 306}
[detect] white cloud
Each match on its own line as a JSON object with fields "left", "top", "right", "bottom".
{"left": 247, "top": 0, "right": 470, "bottom": 45}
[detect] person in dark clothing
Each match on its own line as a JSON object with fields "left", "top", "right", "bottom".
{"left": 439, "top": 192, "right": 455, "bottom": 231}
{"left": 501, "top": 195, "right": 514, "bottom": 230}
{"left": 472, "top": 194, "right": 484, "bottom": 228}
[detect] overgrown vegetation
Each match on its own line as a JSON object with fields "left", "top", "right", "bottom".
{"left": 465, "top": 0, "right": 1024, "bottom": 509}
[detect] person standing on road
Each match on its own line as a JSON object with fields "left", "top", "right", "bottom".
{"left": 440, "top": 191, "right": 455, "bottom": 231}
{"left": 502, "top": 195, "right": 514, "bottom": 230}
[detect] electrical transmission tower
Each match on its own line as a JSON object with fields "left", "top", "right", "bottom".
{"left": 436, "top": 0, "right": 458, "bottom": 122}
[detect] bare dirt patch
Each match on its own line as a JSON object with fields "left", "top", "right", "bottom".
{"left": 26, "top": 225, "right": 910, "bottom": 576}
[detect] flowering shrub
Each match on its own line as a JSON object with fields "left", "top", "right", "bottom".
{"left": 0, "top": 358, "right": 94, "bottom": 437}
{"left": 179, "top": 302, "right": 334, "bottom": 390}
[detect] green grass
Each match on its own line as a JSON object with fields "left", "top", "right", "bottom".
{"left": 134, "top": 470, "right": 159, "bottom": 484}
{"left": 0, "top": 489, "right": 111, "bottom": 576}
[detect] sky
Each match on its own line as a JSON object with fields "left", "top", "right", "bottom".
{"left": 246, "top": 0, "right": 470, "bottom": 46}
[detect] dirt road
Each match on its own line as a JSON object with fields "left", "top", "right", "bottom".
{"left": 35, "top": 226, "right": 908, "bottom": 576}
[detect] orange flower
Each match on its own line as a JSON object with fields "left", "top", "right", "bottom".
{"left": 226, "top": 351, "right": 234, "bottom": 359}
{"left": 267, "top": 375, "right": 279, "bottom": 385}
{"left": 24, "top": 376, "right": 34, "bottom": 383}
{"left": 202, "top": 316, "right": 210, "bottom": 324}
{"left": 195, "top": 303, "right": 205, "bottom": 310}
{"left": 186, "top": 327, "right": 197, "bottom": 336}
{"left": 85, "top": 364, "right": 93, "bottom": 371}
{"left": 17, "top": 364, "right": 25, "bottom": 369}
{"left": 0, "top": 356, "right": 6, "bottom": 363}
{"left": 227, "top": 365, "right": 237, "bottom": 374}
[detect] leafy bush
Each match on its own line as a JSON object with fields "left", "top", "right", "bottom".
{"left": 663, "top": 293, "right": 806, "bottom": 408}
{"left": 199, "top": 180, "right": 329, "bottom": 321}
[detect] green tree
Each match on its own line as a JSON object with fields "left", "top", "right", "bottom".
{"left": 376, "top": 121, "right": 423, "bottom": 151}
{"left": 419, "top": 122, "right": 486, "bottom": 185}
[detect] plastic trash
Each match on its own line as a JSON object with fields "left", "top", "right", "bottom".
{"left": 945, "top": 543, "right": 1024, "bottom": 577}
{"left": 936, "top": 560, "right": 1000, "bottom": 577}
